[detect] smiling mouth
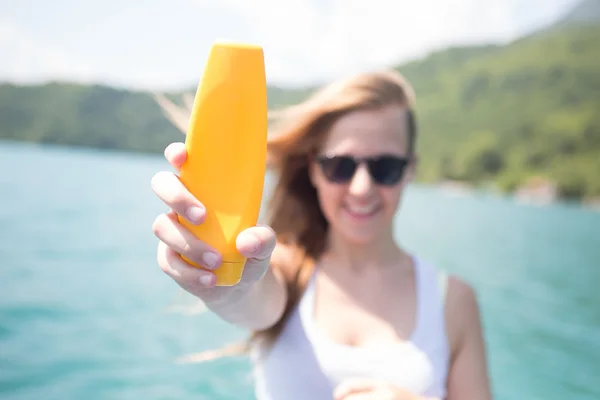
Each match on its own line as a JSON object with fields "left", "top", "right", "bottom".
{"left": 343, "top": 203, "right": 381, "bottom": 219}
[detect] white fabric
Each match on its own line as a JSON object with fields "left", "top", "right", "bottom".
{"left": 251, "top": 257, "right": 450, "bottom": 399}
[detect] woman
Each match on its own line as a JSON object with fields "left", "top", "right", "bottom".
{"left": 151, "top": 70, "right": 492, "bottom": 399}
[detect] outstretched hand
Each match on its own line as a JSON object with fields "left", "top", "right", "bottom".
{"left": 151, "top": 142, "right": 277, "bottom": 304}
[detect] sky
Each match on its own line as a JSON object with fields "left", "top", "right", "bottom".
{"left": 0, "top": 0, "right": 580, "bottom": 91}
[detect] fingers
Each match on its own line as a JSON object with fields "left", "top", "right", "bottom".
{"left": 151, "top": 170, "right": 206, "bottom": 225}
{"left": 154, "top": 211, "right": 278, "bottom": 289}
{"left": 237, "top": 225, "right": 277, "bottom": 260}
{"left": 157, "top": 241, "right": 217, "bottom": 288}
{"left": 152, "top": 210, "right": 222, "bottom": 269}
{"left": 164, "top": 142, "right": 187, "bottom": 172}
{"left": 236, "top": 225, "right": 277, "bottom": 282}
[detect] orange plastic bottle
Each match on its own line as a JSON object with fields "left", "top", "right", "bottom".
{"left": 178, "top": 41, "right": 268, "bottom": 286}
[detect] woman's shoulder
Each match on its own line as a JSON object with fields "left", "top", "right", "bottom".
{"left": 442, "top": 275, "right": 492, "bottom": 397}
{"left": 415, "top": 257, "right": 480, "bottom": 333}
{"left": 444, "top": 274, "right": 483, "bottom": 357}
{"left": 415, "top": 256, "right": 478, "bottom": 316}
{"left": 446, "top": 275, "right": 479, "bottom": 312}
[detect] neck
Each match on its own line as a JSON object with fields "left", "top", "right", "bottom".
{"left": 322, "top": 227, "right": 406, "bottom": 272}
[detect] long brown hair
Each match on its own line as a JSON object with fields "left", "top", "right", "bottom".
{"left": 155, "top": 69, "right": 417, "bottom": 363}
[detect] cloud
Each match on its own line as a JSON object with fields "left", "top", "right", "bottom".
{"left": 186, "top": 0, "right": 551, "bottom": 86}
{"left": 186, "top": 0, "right": 325, "bottom": 84}
{"left": 0, "top": 19, "right": 93, "bottom": 84}
{"left": 0, "top": 0, "right": 580, "bottom": 89}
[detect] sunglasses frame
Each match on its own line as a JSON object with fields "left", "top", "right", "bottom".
{"left": 314, "top": 153, "right": 412, "bottom": 186}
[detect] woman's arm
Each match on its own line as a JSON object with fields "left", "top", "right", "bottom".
{"left": 445, "top": 277, "right": 493, "bottom": 400}
{"left": 152, "top": 142, "right": 288, "bottom": 332}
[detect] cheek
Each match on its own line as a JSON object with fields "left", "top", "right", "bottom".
{"left": 314, "top": 178, "right": 344, "bottom": 218}
{"left": 382, "top": 185, "right": 405, "bottom": 212}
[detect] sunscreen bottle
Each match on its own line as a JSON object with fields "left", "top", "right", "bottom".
{"left": 178, "top": 41, "right": 268, "bottom": 286}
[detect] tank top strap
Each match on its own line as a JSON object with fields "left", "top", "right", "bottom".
{"left": 410, "top": 257, "right": 449, "bottom": 350}
{"left": 298, "top": 266, "right": 318, "bottom": 341}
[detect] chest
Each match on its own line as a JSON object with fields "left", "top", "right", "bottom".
{"left": 298, "top": 275, "right": 435, "bottom": 395}
{"left": 253, "top": 262, "right": 450, "bottom": 400}
{"left": 311, "top": 340, "right": 435, "bottom": 394}
{"left": 312, "top": 271, "right": 418, "bottom": 348}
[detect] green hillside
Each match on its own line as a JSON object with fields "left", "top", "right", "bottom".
{"left": 0, "top": 82, "right": 183, "bottom": 153}
{"left": 397, "top": 24, "right": 600, "bottom": 200}
{"left": 0, "top": 10, "right": 599, "bottom": 201}
{"left": 553, "top": 0, "right": 600, "bottom": 28}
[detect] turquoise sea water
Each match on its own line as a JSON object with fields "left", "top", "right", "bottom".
{"left": 1, "top": 141, "right": 599, "bottom": 399}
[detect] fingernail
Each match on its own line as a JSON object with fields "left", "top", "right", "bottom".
{"left": 199, "top": 274, "right": 213, "bottom": 287}
{"left": 202, "top": 252, "right": 219, "bottom": 269}
{"left": 186, "top": 206, "right": 205, "bottom": 224}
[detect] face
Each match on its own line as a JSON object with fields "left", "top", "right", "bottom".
{"left": 309, "top": 105, "right": 416, "bottom": 245}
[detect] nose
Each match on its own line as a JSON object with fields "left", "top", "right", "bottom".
{"left": 348, "top": 164, "right": 374, "bottom": 196}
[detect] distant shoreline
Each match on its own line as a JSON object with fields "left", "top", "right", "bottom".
{"left": 436, "top": 179, "right": 600, "bottom": 212}
{"left": 3, "top": 138, "right": 598, "bottom": 213}
{"left": 2, "top": 23, "right": 599, "bottom": 208}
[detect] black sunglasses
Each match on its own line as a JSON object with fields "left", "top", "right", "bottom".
{"left": 315, "top": 154, "right": 411, "bottom": 186}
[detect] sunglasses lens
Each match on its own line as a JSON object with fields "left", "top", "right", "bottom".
{"left": 318, "top": 156, "right": 357, "bottom": 183}
{"left": 368, "top": 156, "right": 408, "bottom": 185}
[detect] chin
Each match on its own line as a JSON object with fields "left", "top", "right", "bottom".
{"left": 337, "top": 224, "right": 387, "bottom": 245}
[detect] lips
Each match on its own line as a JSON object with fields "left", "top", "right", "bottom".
{"left": 343, "top": 203, "right": 381, "bottom": 219}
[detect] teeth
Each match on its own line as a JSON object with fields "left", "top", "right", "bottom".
{"left": 347, "top": 204, "right": 377, "bottom": 215}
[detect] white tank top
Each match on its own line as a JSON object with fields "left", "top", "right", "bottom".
{"left": 251, "top": 257, "right": 450, "bottom": 399}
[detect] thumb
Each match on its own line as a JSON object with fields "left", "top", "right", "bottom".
{"left": 164, "top": 142, "right": 187, "bottom": 172}
{"left": 236, "top": 224, "right": 277, "bottom": 281}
